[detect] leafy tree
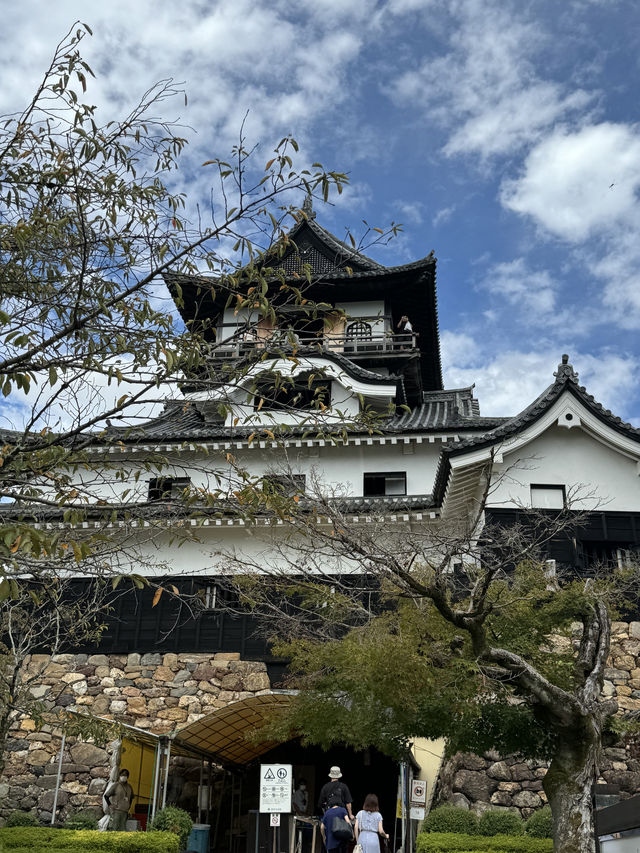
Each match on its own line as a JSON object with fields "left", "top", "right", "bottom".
{"left": 220, "top": 470, "right": 629, "bottom": 853}
{"left": 0, "top": 20, "right": 356, "bottom": 592}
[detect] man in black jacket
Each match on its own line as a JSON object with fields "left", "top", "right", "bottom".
{"left": 317, "top": 766, "right": 354, "bottom": 822}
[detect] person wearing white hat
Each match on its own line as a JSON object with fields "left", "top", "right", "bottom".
{"left": 318, "top": 766, "right": 354, "bottom": 822}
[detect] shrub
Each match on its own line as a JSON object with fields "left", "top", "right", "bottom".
{"left": 0, "top": 827, "right": 179, "bottom": 852}
{"left": 525, "top": 806, "right": 553, "bottom": 838}
{"left": 423, "top": 806, "right": 479, "bottom": 835}
{"left": 477, "top": 810, "right": 524, "bottom": 837}
{"left": 416, "top": 831, "right": 553, "bottom": 853}
{"left": 5, "top": 812, "right": 38, "bottom": 828}
{"left": 149, "top": 805, "right": 193, "bottom": 850}
{"left": 63, "top": 810, "right": 99, "bottom": 830}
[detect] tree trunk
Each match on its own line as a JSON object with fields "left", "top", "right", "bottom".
{"left": 543, "top": 718, "right": 599, "bottom": 853}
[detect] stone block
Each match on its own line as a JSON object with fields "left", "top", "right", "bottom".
{"left": 245, "top": 673, "right": 270, "bottom": 692}
{"left": 61, "top": 781, "right": 87, "bottom": 794}
{"left": 453, "top": 769, "right": 496, "bottom": 802}
{"left": 28, "top": 750, "right": 52, "bottom": 767}
{"left": 141, "top": 653, "right": 163, "bottom": 666}
{"left": 512, "top": 790, "right": 542, "bottom": 808}
{"left": 510, "top": 763, "right": 534, "bottom": 782}
{"left": 20, "top": 719, "right": 37, "bottom": 731}
{"left": 87, "top": 655, "right": 109, "bottom": 666}
{"left": 30, "top": 685, "right": 50, "bottom": 699}
{"left": 157, "top": 707, "right": 188, "bottom": 722}
{"left": 449, "top": 792, "right": 470, "bottom": 810}
{"left": 612, "top": 622, "right": 629, "bottom": 635}
{"left": 214, "top": 652, "right": 241, "bottom": 661}
{"left": 163, "top": 653, "right": 178, "bottom": 668}
{"left": 614, "top": 655, "right": 636, "bottom": 671}
{"left": 71, "top": 680, "right": 88, "bottom": 696}
{"left": 490, "top": 791, "right": 513, "bottom": 806}
{"left": 40, "top": 789, "right": 68, "bottom": 810}
{"left": 127, "top": 653, "right": 142, "bottom": 667}
{"left": 173, "top": 669, "right": 191, "bottom": 684}
{"left": 602, "top": 680, "right": 616, "bottom": 697}
{"left": 88, "top": 777, "right": 107, "bottom": 795}
{"left": 70, "top": 743, "right": 108, "bottom": 767}
{"left": 487, "top": 761, "right": 511, "bottom": 781}
{"left": 61, "top": 673, "right": 85, "bottom": 684}
{"left": 109, "top": 668, "right": 125, "bottom": 679}
{"left": 153, "top": 667, "right": 175, "bottom": 682}
{"left": 110, "top": 700, "right": 127, "bottom": 714}
{"left": 605, "top": 668, "right": 629, "bottom": 682}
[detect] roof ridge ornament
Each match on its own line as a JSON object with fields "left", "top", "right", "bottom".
{"left": 554, "top": 353, "right": 579, "bottom": 383}
{"left": 301, "top": 193, "right": 316, "bottom": 220}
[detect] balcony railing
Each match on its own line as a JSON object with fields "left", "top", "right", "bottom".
{"left": 210, "top": 326, "right": 418, "bottom": 360}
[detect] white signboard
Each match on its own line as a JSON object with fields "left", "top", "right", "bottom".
{"left": 410, "top": 806, "right": 425, "bottom": 821}
{"left": 410, "top": 780, "right": 427, "bottom": 805}
{"left": 270, "top": 814, "right": 281, "bottom": 827}
{"left": 259, "top": 764, "right": 292, "bottom": 813}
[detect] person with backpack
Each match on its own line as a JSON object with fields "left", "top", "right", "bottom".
{"left": 320, "top": 802, "right": 353, "bottom": 853}
{"left": 317, "top": 766, "right": 354, "bottom": 822}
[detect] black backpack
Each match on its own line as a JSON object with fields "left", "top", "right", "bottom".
{"left": 325, "top": 782, "right": 344, "bottom": 808}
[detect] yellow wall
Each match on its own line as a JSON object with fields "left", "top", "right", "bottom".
{"left": 120, "top": 738, "right": 158, "bottom": 807}
{"left": 410, "top": 738, "right": 446, "bottom": 810}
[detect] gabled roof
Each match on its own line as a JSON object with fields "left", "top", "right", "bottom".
{"left": 432, "top": 355, "right": 640, "bottom": 507}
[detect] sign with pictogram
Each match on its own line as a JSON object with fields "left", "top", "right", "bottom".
{"left": 270, "top": 814, "right": 281, "bottom": 827}
{"left": 410, "top": 781, "right": 427, "bottom": 805}
{"left": 259, "top": 764, "right": 292, "bottom": 813}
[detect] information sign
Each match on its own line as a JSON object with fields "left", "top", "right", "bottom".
{"left": 410, "top": 806, "right": 426, "bottom": 821}
{"left": 410, "top": 780, "right": 427, "bottom": 805}
{"left": 259, "top": 764, "right": 292, "bottom": 813}
{"left": 270, "top": 814, "right": 281, "bottom": 827}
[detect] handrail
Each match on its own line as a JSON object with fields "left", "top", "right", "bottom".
{"left": 209, "top": 330, "right": 418, "bottom": 358}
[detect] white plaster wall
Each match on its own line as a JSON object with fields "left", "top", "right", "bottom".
{"left": 489, "top": 424, "right": 640, "bottom": 511}
{"left": 336, "top": 300, "right": 386, "bottom": 332}
{"left": 77, "top": 440, "right": 442, "bottom": 503}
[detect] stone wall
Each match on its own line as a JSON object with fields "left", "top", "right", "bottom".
{"left": 437, "top": 620, "right": 640, "bottom": 818}
{"left": 0, "top": 650, "right": 271, "bottom": 824}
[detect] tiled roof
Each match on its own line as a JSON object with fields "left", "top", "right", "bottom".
{"left": 432, "top": 355, "right": 640, "bottom": 504}
{"left": 385, "top": 387, "right": 506, "bottom": 432}
{"left": 447, "top": 355, "right": 640, "bottom": 456}
{"left": 104, "top": 384, "right": 501, "bottom": 444}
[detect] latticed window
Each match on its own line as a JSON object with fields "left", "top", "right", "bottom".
{"left": 346, "top": 320, "right": 372, "bottom": 340}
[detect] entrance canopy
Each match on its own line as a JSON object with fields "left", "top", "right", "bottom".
{"left": 173, "top": 690, "right": 296, "bottom": 766}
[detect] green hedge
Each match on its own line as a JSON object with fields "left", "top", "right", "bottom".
{"left": 0, "top": 828, "right": 179, "bottom": 852}
{"left": 416, "top": 831, "right": 553, "bottom": 853}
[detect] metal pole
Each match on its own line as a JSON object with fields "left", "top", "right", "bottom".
{"left": 50, "top": 732, "right": 66, "bottom": 826}
{"left": 150, "top": 741, "right": 162, "bottom": 822}
{"left": 161, "top": 740, "right": 172, "bottom": 808}
{"left": 199, "top": 759, "right": 204, "bottom": 825}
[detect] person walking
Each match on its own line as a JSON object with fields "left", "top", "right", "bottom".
{"left": 104, "top": 768, "right": 134, "bottom": 832}
{"left": 320, "top": 802, "right": 352, "bottom": 853}
{"left": 354, "top": 794, "right": 388, "bottom": 853}
{"left": 318, "top": 766, "right": 354, "bottom": 822}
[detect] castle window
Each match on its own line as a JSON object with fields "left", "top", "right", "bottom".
{"left": 530, "top": 484, "right": 565, "bottom": 509}
{"left": 346, "top": 320, "right": 373, "bottom": 340}
{"left": 363, "top": 472, "right": 407, "bottom": 497}
{"left": 148, "top": 477, "right": 191, "bottom": 501}
{"left": 261, "top": 474, "right": 306, "bottom": 497}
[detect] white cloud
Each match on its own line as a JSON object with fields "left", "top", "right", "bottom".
{"left": 432, "top": 205, "right": 455, "bottom": 227}
{"left": 441, "top": 337, "right": 640, "bottom": 421}
{"left": 483, "top": 258, "right": 557, "bottom": 316}
{"left": 501, "top": 123, "right": 640, "bottom": 242}
{"left": 386, "top": 1, "right": 592, "bottom": 159}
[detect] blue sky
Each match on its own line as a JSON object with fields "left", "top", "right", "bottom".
{"left": 3, "top": 0, "right": 640, "bottom": 422}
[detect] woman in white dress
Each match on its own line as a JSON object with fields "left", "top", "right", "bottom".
{"left": 355, "top": 794, "right": 389, "bottom": 853}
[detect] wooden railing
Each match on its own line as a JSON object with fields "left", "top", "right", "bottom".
{"left": 209, "top": 328, "right": 418, "bottom": 359}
